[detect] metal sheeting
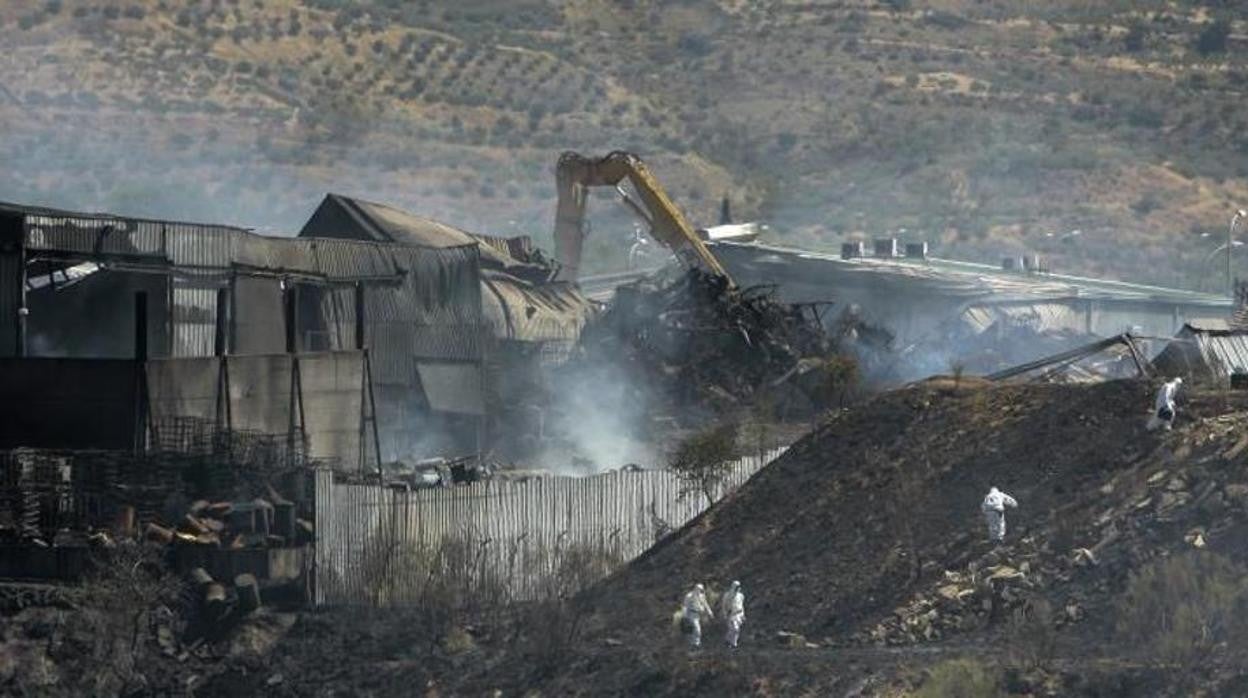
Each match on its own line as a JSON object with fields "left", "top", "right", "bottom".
{"left": 24, "top": 215, "right": 165, "bottom": 258}
{"left": 959, "top": 302, "right": 1082, "bottom": 337}
{"left": 480, "top": 274, "right": 589, "bottom": 345}
{"left": 167, "top": 226, "right": 234, "bottom": 268}
{"left": 148, "top": 356, "right": 218, "bottom": 421}
{"left": 1154, "top": 325, "right": 1248, "bottom": 386}
{"left": 298, "top": 353, "right": 363, "bottom": 467}
{"left": 147, "top": 352, "right": 366, "bottom": 467}
{"left": 313, "top": 447, "right": 787, "bottom": 606}
{"left": 171, "top": 284, "right": 217, "bottom": 357}
{"left": 232, "top": 276, "right": 285, "bottom": 355}
{"left": 414, "top": 361, "right": 484, "bottom": 416}
{"left": 307, "top": 285, "right": 356, "bottom": 352}
{"left": 311, "top": 238, "right": 399, "bottom": 280}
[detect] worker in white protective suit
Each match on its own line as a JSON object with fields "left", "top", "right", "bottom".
{"left": 720, "top": 580, "right": 745, "bottom": 648}
{"left": 981, "top": 486, "right": 1018, "bottom": 543}
{"left": 1146, "top": 377, "right": 1183, "bottom": 431}
{"left": 681, "top": 583, "right": 714, "bottom": 648}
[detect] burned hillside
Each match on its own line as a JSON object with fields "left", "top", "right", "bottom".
{"left": 476, "top": 378, "right": 1248, "bottom": 695}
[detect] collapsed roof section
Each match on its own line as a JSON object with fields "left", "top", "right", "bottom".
{"left": 301, "top": 193, "right": 558, "bottom": 283}
{"left": 299, "top": 193, "right": 591, "bottom": 352}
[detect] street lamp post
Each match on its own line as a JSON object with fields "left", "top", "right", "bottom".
{"left": 1228, "top": 210, "right": 1246, "bottom": 297}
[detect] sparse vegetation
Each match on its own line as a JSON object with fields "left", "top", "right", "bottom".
{"left": 669, "top": 422, "right": 740, "bottom": 505}
{"left": 1116, "top": 551, "right": 1248, "bottom": 667}
{"left": 910, "top": 658, "right": 1000, "bottom": 698}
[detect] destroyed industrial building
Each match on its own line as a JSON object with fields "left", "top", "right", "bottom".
{"left": 705, "top": 239, "right": 1231, "bottom": 381}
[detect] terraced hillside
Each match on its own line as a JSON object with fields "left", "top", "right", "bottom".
{"left": 1, "top": 1, "right": 1247, "bottom": 283}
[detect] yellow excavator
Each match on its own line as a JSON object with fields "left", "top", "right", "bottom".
{"left": 553, "top": 150, "right": 735, "bottom": 286}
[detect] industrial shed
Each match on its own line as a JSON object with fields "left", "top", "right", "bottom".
{"left": 0, "top": 201, "right": 489, "bottom": 464}
{"left": 1151, "top": 319, "right": 1248, "bottom": 387}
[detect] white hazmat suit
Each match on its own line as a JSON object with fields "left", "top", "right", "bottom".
{"left": 720, "top": 580, "right": 745, "bottom": 648}
{"left": 981, "top": 487, "right": 1018, "bottom": 543}
{"left": 682, "top": 584, "right": 714, "bottom": 648}
{"left": 1147, "top": 378, "right": 1183, "bottom": 431}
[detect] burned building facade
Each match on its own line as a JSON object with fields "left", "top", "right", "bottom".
{"left": 0, "top": 201, "right": 491, "bottom": 465}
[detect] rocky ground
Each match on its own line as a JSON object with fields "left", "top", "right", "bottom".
{"left": 9, "top": 377, "right": 1248, "bottom": 696}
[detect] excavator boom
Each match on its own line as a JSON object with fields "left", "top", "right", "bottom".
{"left": 554, "top": 150, "right": 734, "bottom": 286}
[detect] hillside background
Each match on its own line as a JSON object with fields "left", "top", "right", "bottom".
{"left": 1, "top": 0, "right": 1246, "bottom": 285}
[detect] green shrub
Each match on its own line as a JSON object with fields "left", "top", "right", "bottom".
{"left": 1116, "top": 551, "right": 1248, "bottom": 666}
{"left": 669, "top": 422, "right": 739, "bottom": 505}
{"left": 1195, "top": 20, "right": 1231, "bottom": 56}
{"left": 911, "top": 659, "right": 1000, "bottom": 698}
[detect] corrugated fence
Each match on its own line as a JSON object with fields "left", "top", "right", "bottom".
{"left": 313, "top": 448, "right": 786, "bottom": 606}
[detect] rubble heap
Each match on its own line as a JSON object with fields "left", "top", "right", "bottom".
{"left": 571, "top": 269, "right": 843, "bottom": 414}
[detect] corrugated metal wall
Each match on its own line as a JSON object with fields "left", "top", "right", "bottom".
{"left": 171, "top": 284, "right": 218, "bottom": 357}
{"left": 313, "top": 448, "right": 786, "bottom": 606}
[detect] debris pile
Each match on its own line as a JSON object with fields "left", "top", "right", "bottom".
{"left": 570, "top": 269, "right": 844, "bottom": 415}
{"left": 140, "top": 485, "right": 313, "bottom": 552}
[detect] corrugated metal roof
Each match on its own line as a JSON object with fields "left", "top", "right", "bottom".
{"left": 959, "top": 302, "right": 1082, "bottom": 336}
{"left": 714, "top": 241, "right": 1231, "bottom": 308}
{"left": 1199, "top": 332, "right": 1248, "bottom": 377}
{"left": 480, "top": 273, "right": 589, "bottom": 344}
{"left": 300, "top": 194, "right": 557, "bottom": 278}
{"left": 1184, "top": 318, "right": 1234, "bottom": 333}
{"left": 1154, "top": 324, "right": 1248, "bottom": 384}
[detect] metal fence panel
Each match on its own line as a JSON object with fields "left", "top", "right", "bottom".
{"left": 313, "top": 447, "right": 786, "bottom": 606}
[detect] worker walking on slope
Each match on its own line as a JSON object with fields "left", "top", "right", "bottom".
{"left": 720, "top": 580, "right": 746, "bottom": 649}
{"left": 681, "top": 583, "right": 714, "bottom": 648}
{"left": 1147, "top": 377, "right": 1183, "bottom": 431}
{"left": 981, "top": 486, "right": 1018, "bottom": 544}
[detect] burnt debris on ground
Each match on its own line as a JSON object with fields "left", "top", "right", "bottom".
{"left": 565, "top": 269, "right": 851, "bottom": 419}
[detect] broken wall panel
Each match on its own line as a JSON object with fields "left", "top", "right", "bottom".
{"left": 225, "top": 354, "right": 294, "bottom": 436}
{"left": 298, "top": 352, "right": 363, "bottom": 468}
{"left": 147, "top": 356, "right": 219, "bottom": 423}
{"left": 415, "top": 361, "right": 485, "bottom": 416}
{"left": 25, "top": 270, "right": 169, "bottom": 359}
{"left": 171, "top": 281, "right": 220, "bottom": 357}
{"left": 231, "top": 276, "right": 285, "bottom": 355}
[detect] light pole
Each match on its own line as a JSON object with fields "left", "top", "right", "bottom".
{"left": 1228, "top": 210, "right": 1246, "bottom": 297}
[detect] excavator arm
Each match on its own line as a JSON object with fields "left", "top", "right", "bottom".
{"left": 554, "top": 150, "right": 734, "bottom": 286}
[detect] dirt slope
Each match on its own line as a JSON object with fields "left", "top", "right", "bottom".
{"left": 602, "top": 380, "right": 1168, "bottom": 638}
{"left": 511, "top": 378, "right": 1248, "bottom": 695}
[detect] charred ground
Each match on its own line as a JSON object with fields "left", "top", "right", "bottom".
{"left": 33, "top": 377, "right": 1247, "bottom": 696}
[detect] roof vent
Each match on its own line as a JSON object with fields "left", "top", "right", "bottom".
{"left": 904, "top": 242, "right": 928, "bottom": 259}
{"left": 873, "top": 238, "right": 898, "bottom": 258}
{"left": 841, "top": 241, "right": 865, "bottom": 260}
